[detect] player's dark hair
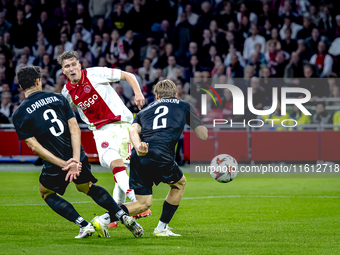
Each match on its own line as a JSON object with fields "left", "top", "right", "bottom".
{"left": 57, "top": 50, "right": 79, "bottom": 66}
{"left": 17, "top": 66, "right": 42, "bottom": 90}
{"left": 154, "top": 79, "right": 177, "bottom": 99}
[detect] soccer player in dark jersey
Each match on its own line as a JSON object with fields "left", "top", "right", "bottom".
{"left": 12, "top": 66, "right": 143, "bottom": 239}
{"left": 101, "top": 79, "right": 208, "bottom": 236}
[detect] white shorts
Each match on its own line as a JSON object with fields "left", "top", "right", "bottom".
{"left": 93, "top": 122, "right": 132, "bottom": 169}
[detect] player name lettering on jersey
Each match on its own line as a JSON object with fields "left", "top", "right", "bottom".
{"left": 158, "top": 98, "right": 180, "bottom": 104}
{"left": 26, "top": 96, "right": 60, "bottom": 114}
{"left": 77, "top": 93, "right": 99, "bottom": 110}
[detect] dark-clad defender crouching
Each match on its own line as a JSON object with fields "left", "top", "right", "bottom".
{"left": 99, "top": 79, "right": 208, "bottom": 236}
{"left": 12, "top": 66, "right": 143, "bottom": 238}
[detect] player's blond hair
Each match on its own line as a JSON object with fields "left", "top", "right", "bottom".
{"left": 154, "top": 79, "right": 177, "bottom": 98}
{"left": 57, "top": 51, "right": 79, "bottom": 66}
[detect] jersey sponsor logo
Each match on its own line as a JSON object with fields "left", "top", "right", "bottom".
{"left": 101, "top": 141, "right": 109, "bottom": 149}
{"left": 84, "top": 85, "right": 91, "bottom": 93}
{"left": 77, "top": 94, "right": 99, "bottom": 110}
{"left": 26, "top": 96, "right": 60, "bottom": 114}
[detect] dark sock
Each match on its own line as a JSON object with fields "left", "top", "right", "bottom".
{"left": 109, "top": 204, "right": 129, "bottom": 222}
{"left": 87, "top": 185, "right": 127, "bottom": 222}
{"left": 160, "top": 200, "right": 179, "bottom": 224}
{"left": 45, "top": 193, "right": 88, "bottom": 227}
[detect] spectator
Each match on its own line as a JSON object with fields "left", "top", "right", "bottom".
{"left": 41, "top": 53, "right": 56, "bottom": 81}
{"left": 278, "top": 0, "right": 298, "bottom": 24}
{"left": 33, "top": 46, "right": 46, "bottom": 66}
{"left": 310, "top": 41, "right": 333, "bottom": 78}
{"left": 90, "top": 34, "right": 107, "bottom": 64}
{"left": 176, "top": 3, "right": 198, "bottom": 27}
{"left": 297, "top": 16, "right": 315, "bottom": 40}
{"left": 156, "top": 42, "right": 173, "bottom": 69}
{"left": 53, "top": 32, "right": 73, "bottom": 61}
{"left": 237, "top": 2, "right": 258, "bottom": 25}
{"left": 224, "top": 43, "right": 245, "bottom": 68}
{"left": 0, "top": 53, "right": 13, "bottom": 82}
{"left": 243, "top": 24, "right": 265, "bottom": 62}
{"left": 284, "top": 52, "right": 303, "bottom": 86}
{"left": 140, "top": 33, "right": 155, "bottom": 62}
{"left": 98, "top": 57, "right": 108, "bottom": 67}
{"left": 305, "top": 27, "right": 330, "bottom": 55}
{"left": 300, "top": 64, "right": 328, "bottom": 98}
{"left": 173, "top": 12, "right": 193, "bottom": 60}
{"left": 32, "top": 32, "right": 53, "bottom": 57}
{"left": 123, "top": 29, "right": 139, "bottom": 67}
{"left": 10, "top": 9, "right": 31, "bottom": 57}
{"left": 318, "top": 5, "right": 335, "bottom": 37}
{"left": 71, "top": 19, "right": 91, "bottom": 45}
{"left": 334, "top": 15, "right": 340, "bottom": 39}
{"left": 115, "top": 83, "right": 129, "bottom": 104}
{"left": 248, "top": 77, "right": 266, "bottom": 116}
{"left": 288, "top": 105, "right": 311, "bottom": 130}
{"left": 270, "top": 27, "right": 282, "bottom": 49}
{"left": 54, "top": 0, "right": 75, "bottom": 27}
{"left": 92, "top": 18, "right": 110, "bottom": 38}
{"left": 138, "top": 58, "right": 157, "bottom": 86}
{"left": 281, "top": 28, "right": 297, "bottom": 54}
{"left": 88, "top": 0, "right": 112, "bottom": 26}
{"left": 312, "top": 102, "right": 332, "bottom": 125}
{"left": 105, "top": 29, "right": 131, "bottom": 68}
{"left": 296, "top": 39, "right": 312, "bottom": 62}
{"left": 54, "top": 73, "right": 66, "bottom": 93}
{"left": 226, "top": 54, "right": 244, "bottom": 78}
{"left": 273, "top": 51, "right": 289, "bottom": 77}
{"left": 185, "top": 54, "right": 202, "bottom": 82}
{"left": 75, "top": 40, "right": 92, "bottom": 65}
{"left": 127, "top": 0, "right": 147, "bottom": 34}
{"left": 15, "top": 53, "right": 31, "bottom": 74}
{"left": 195, "top": 1, "right": 213, "bottom": 34}
{"left": 222, "top": 88, "right": 233, "bottom": 121}
{"left": 217, "top": 1, "right": 238, "bottom": 31}
{"left": 279, "top": 17, "right": 303, "bottom": 40}
{"left": 111, "top": 3, "right": 128, "bottom": 35}
{"left": 260, "top": 19, "right": 273, "bottom": 41}
{"left": 163, "top": 55, "right": 181, "bottom": 80}
{"left": 0, "top": 91, "right": 13, "bottom": 123}
{"left": 155, "top": 20, "right": 172, "bottom": 43}
{"left": 33, "top": 11, "right": 58, "bottom": 47}
{"left": 59, "top": 19, "right": 72, "bottom": 38}
{"left": 258, "top": 4, "right": 275, "bottom": 27}
{"left": 309, "top": 5, "right": 321, "bottom": 27}
{"left": 329, "top": 85, "right": 340, "bottom": 107}
{"left": 0, "top": 12, "right": 12, "bottom": 36}
{"left": 149, "top": 45, "right": 159, "bottom": 68}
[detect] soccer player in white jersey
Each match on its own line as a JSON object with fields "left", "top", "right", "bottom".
{"left": 58, "top": 51, "right": 150, "bottom": 235}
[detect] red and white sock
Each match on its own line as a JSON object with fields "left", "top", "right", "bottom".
{"left": 112, "top": 166, "right": 136, "bottom": 202}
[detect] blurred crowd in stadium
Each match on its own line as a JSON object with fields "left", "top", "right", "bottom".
{"left": 0, "top": 0, "right": 340, "bottom": 127}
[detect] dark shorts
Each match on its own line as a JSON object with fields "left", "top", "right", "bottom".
{"left": 39, "top": 157, "right": 97, "bottom": 196}
{"left": 129, "top": 148, "right": 183, "bottom": 196}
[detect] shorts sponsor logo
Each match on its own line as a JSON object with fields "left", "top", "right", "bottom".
{"left": 101, "top": 141, "right": 109, "bottom": 149}
{"left": 84, "top": 85, "right": 91, "bottom": 93}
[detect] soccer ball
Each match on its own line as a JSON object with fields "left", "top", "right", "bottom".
{"left": 210, "top": 154, "right": 238, "bottom": 183}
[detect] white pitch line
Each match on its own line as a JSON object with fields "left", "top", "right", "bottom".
{"left": 0, "top": 195, "right": 338, "bottom": 207}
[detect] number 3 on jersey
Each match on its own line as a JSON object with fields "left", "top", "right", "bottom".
{"left": 153, "top": 106, "right": 169, "bottom": 130}
{"left": 43, "top": 109, "right": 64, "bottom": 136}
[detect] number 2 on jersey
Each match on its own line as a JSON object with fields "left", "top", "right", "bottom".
{"left": 153, "top": 106, "right": 169, "bottom": 130}
{"left": 43, "top": 109, "right": 64, "bottom": 136}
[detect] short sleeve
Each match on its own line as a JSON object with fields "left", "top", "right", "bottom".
{"left": 186, "top": 103, "right": 203, "bottom": 130}
{"left": 12, "top": 113, "right": 33, "bottom": 140}
{"left": 132, "top": 112, "right": 141, "bottom": 125}
{"left": 87, "top": 67, "right": 121, "bottom": 82}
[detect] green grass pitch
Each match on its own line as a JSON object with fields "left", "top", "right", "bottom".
{"left": 0, "top": 164, "right": 340, "bottom": 254}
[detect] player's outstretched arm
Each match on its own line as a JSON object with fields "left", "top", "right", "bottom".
{"left": 194, "top": 125, "right": 208, "bottom": 141}
{"left": 121, "top": 71, "right": 145, "bottom": 110}
{"left": 68, "top": 117, "right": 81, "bottom": 162}
{"left": 129, "top": 123, "right": 149, "bottom": 156}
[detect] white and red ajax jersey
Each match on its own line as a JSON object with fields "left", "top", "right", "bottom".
{"left": 62, "top": 67, "right": 133, "bottom": 130}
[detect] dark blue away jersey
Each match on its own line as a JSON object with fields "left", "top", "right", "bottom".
{"left": 12, "top": 91, "right": 86, "bottom": 170}
{"left": 133, "top": 98, "right": 203, "bottom": 154}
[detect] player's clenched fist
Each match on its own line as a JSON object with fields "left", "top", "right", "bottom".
{"left": 137, "top": 142, "right": 149, "bottom": 156}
